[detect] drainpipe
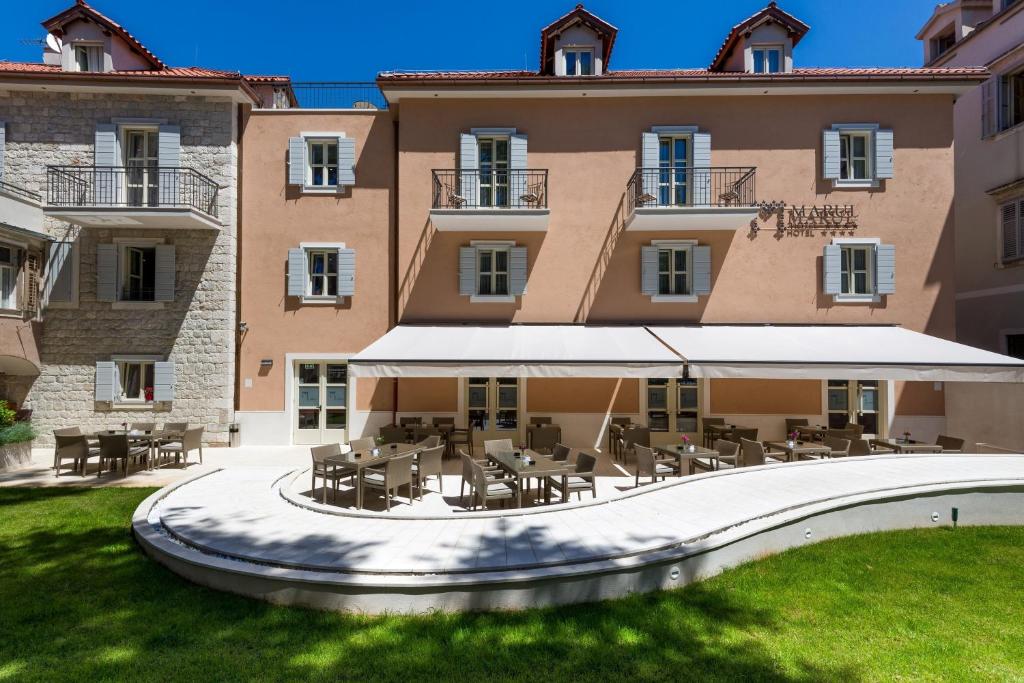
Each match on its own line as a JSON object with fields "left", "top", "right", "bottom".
{"left": 390, "top": 113, "right": 400, "bottom": 426}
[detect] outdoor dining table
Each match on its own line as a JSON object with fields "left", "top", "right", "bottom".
{"left": 766, "top": 440, "right": 832, "bottom": 461}
{"left": 654, "top": 444, "right": 719, "bottom": 474}
{"left": 85, "top": 429, "right": 184, "bottom": 470}
{"left": 795, "top": 425, "right": 829, "bottom": 442}
{"left": 324, "top": 442, "right": 423, "bottom": 508}
{"left": 869, "top": 439, "right": 943, "bottom": 454}
{"left": 487, "top": 449, "right": 574, "bottom": 508}
{"left": 705, "top": 424, "right": 753, "bottom": 444}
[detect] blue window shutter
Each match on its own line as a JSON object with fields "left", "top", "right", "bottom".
{"left": 153, "top": 361, "right": 176, "bottom": 402}
{"left": 337, "top": 247, "right": 356, "bottom": 296}
{"left": 0, "top": 121, "right": 6, "bottom": 180}
{"left": 822, "top": 245, "right": 841, "bottom": 295}
{"left": 822, "top": 129, "right": 841, "bottom": 180}
{"left": 95, "top": 123, "right": 118, "bottom": 204}
{"left": 459, "top": 246, "right": 477, "bottom": 296}
{"left": 641, "top": 246, "right": 659, "bottom": 296}
{"left": 94, "top": 361, "right": 117, "bottom": 402}
{"left": 154, "top": 244, "right": 175, "bottom": 302}
{"left": 874, "top": 129, "right": 893, "bottom": 179}
{"left": 158, "top": 125, "right": 181, "bottom": 204}
{"left": 95, "top": 244, "right": 118, "bottom": 302}
{"left": 509, "top": 246, "right": 528, "bottom": 296}
{"left": 45, "top": 241, "right": 75, "bottom": 304}
{"left": 692, "top": 131, "right": 712, "bottom": 206}
{"left": 337, "top": 137, "right": 355, "bottom": 186}
{"left": 459, "top": 133, "right": 478, "bottom": 207}
{"left": 287, "top": 248, "right": 306, "bottom": 297}
{"left": 1002, "top": 201, "right": 1020, "bottom": 261}
{"left": 981, "top": 77, "right": 998, "bottom": 138}
{"left": 510, "top": 132, "right": 528, "bottom": 205}
{"left": 640, "top": 132, "right": 659, "bottom": 199}
{"left": 692, "top": 245, "right": 712, "bottom": 295}
{"left": 875, "top": 244, "right": 896, "bottom": 295}
{"left": 288, "top": 136, "right": 306, "bottom": 186}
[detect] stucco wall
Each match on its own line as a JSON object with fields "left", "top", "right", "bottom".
{"left": 0, "top": 90, "right": 237, "bottom": 443}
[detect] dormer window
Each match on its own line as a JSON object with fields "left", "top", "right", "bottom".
{"left": 564, "top": 48, "right": 594, "bottom": 76}
{"left": 931, "top": 29, "right": 955, "bottom": 61}
{"left": 72, "top": 44, "right": 103, "bottom": 72}
{"left": 752, "top": 45, "right": 783, "bottom": 74}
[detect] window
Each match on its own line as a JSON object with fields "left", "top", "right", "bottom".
{"left": 307, "top": 139, "right": 338, "bottom": 187}
{"left": 657, "top": 246, "right": 691, "bottom": 296}
{"left": 121, "top": 246, "right": 156, "bottom": 301}
{"left": 931, "top": 30, "right": 955, "bottom": 60}
{"left": 73, "top": 44, "right": 103, "bottom": 73}
{"left": 658, "top": 135, "right": 690, "bottom": 206}
{"left": 117, "top": 360, "right": 155, "bottom": 403}
{"left": 1006, "top": 334, "right": 1024, "bottom": 360}
{"left": 307, "top": 250, "right": 338, "bottom": 297}
{"left": 647, "top": 379, "right": 670, "bottom": 431}
{"left": 984, "top": 71, "right": 1024, "bottom": 136}
{"left": 0, "top": 245, "right": 16, "bottom": 310}
{"left": 1010, "top": 71, "right": 1024, "bottom": 130}
{"left": 477, "top": 247, "right": 509, "bottom": 296}
{"left": 840, "top": 245, "right": 873, "bottom": 295}
{"left": 124, "top": 129, "right": 159, "bottom": 207}
{"left": 467, "top": 377, "right": 489, "bottom": 430}
{"left": 676, "top": 379, "right": 699, "bottom": 433}
{"left": 646, "top": 378, "right": 701, "bottom": 434}
{"left": 839, "top": 132, "right": 871, "bottom": 181}
{"left": 564, "top": 48, "right": 594, "bottom": 75}
{"left": 752, "top": 46, "right": 782, "bottom": 74}
{"left": 477, "top": 137, "right": 509, "bottom": 207}
{"left": 1001, "top": 198, "right": 1024, "bottom": 263}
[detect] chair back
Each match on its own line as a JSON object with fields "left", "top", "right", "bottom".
{"left": 459, "top": 450, "right": 476, "bottom": 480}
{"left": 936, "top": 434, "right": 965, "bottom": 452}
{"left": 844, "top": 422, "right": 865, "bottom": 437}
{"left": 484, "top": 438, "right": 514, "bottom": 456}
{"left": 448, "top": 425, "right": 472, "bottom": 444}
{"left": 182, "top": 426, "right": 204, "bottom": 450}
{"left": 703, "top": 417, "right": 726, "bottom": 427}
{"left": 471, "top": 460, "right": 493, "bottom": 495}
{"left": 131, "top": 422, "right": 157, "bottom": 433}
{"left": 162, "top": 422, "right": 189, "bottom": 434}
{"left": 311, "top": 443, "right": 342, "bottom": 465}
{"left": 634, "top": 444, "right": 656, "bottom": 476}
{"left": 849, "top": 438, "right": 872, "bottom": 457}
{"left": 740, "top": 438, "right": 765, "bottom": 466}
{"left": 416, "top": 434, "right": 442, "bottom": 448}
{"left": 610, "top": 416, "right": 633, "bottom": 426}
{"left": 715, "top": 439, "right": 740, "bottom": 458}
{"left": 53, "top": 427, "right": 82, "bottom": 437}
{"left": 623, "top": 427, "right": 650, "bottom": 449}
{"left": 379, "top": 425, "right": 407, "bottom": 445}
{"left": 529, "top": 416, "right": 552, "bottom": 425}
{"left": 412, "top": 427, "right": 442, "bottom": 444}
{"left": 729, "top": 428, "right": 758, "bottom": 444}
{"left": 54, "top": 433, "right": 88, "bottom": 459}
{"left": 575, "top": 452, "right": 597, "bottom": 474}
{"left": 417, "top": 445, "right": 445, "bottom": 479}
{"left": 98, "top": 433, "right": 129, "bottom": 459}
{"left": 823, "top": 435, "right": 851, "bottom": 457}
{"left": 432, "top": 416, "right": 455, "bottom": 426}
{"left": 399, "top": 417, "right": 422, "bottom": 426}
{"left": 785, "top": 418, "right": 809, "bottom": 433}
{"left": 386, "top": 453, "right": 414, "bottom": 488}
{"left": 551, "top": 443, "right": 571, "bottom": 462}
{"left": 825, "top": 428, "right": 856, "bottom": 441}
{"left": 348, "top": 437, "right": 376, "bottom": 453}
{"left": 528, "top": 425, "right": 559, "bottom": 453}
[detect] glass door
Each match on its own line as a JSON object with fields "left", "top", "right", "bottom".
{"left": 827, "top": 379, "right": 883, "bottom": 439}
{"left": 293, "top": 362, "right": 348, "bottom": 445}
{"left": 646, "top": 378, "right": 701, "bottom": 447}
{"left": 124, "top": 129, "right": 159, "bottom": 207}
{"left": 467, "top": 377, "right": 520, "bottom": 445}
{"left": 478, "top": 137, "right": 509, "bottom": 207}
{"left": 658, "top": 136, "right": 689, "bottom": 206}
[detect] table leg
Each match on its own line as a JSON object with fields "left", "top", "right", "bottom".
{"left": 357, "top": 468, "right": 363, "bottom": 509}
{"left": 544, "top": 477, "right": 551, "bottom": 504}
{"left": 517, "top": 477, "right": 523, "bottom": 508}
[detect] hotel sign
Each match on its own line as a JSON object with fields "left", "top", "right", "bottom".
{"left": 752, "top": 202, "right": 858, "bottom": 235}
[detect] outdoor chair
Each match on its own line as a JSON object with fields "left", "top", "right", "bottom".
{"left": 785, "top": 418, "right": 809, "bottom": 434}
{"left": 412, "top": 444, "right": 445, "bottom": 500}
{"left": 52, "top": 427, "right": 86, "bottom": 471}
{"left": 693, "top": 439, "right": 740, "bottom": 472}
{"left": 399, "top": 417, "right": 423, "bottom": 427}
{"left": 379, "top": 425, "right": 408, "bottom": 445}
{"left": 432, "top": 416, "right": 455, "bottom": 426}
{"left": 458, "top": 449, "right": 500, "bottom": 504}
{"left": 97, "top": 433, "right": 148, "bottom": 477}
{"left": 634, "top": 444, "right": 679, "bottom": 487}
{"left": 726, "top": 428, "right": 758, "bottom": 444}
{"left": 610, "top": 417, "right": 633, "bottom": 426}
{"left": 551, "top": 443, "right": 571, "bottom": 462}
{"left": 844, "top": 422, "right": 866, "bottom": 437}
{"left": 471, "top": 460, "right": 517, "bottom": 510}
{"left": 818, "top": 435, "right": 851, "bottom": 459}
{"left": 130, "top": 422, "right": 157, "bottom": 434}
{"left": 849, "top": 438, "right": 892, "bottom": 457}
{"left": 361, "top": 453, "right": 415, "bottom": 511}
{"left": 826, "top": 428, "right": 858, "bottom": 441}
{"left": 157, "top": 426, "right": 205, "bottom": 467}
{"left": 53, "top": 432, "right": 96, "bottom": 477}
{"left": 702, "top": 417, "right": 725, "bottom": 448}
{"left": 309, "top": 443, "right": 354, "bottom": 504}
{"left": 740, "top": 438, "right": 785, "bottom": 467}
{"left": 416, "top": 434, "right": 443, "bottom": 449}
{"left": 936, "top": 435, "right": 965, "bottom": 453}
{"left": 527, "top": 425, "right": 560, "bottom": 454}
{"left": 348, "top": 437, "right": 376, "bottom": 453}
{"left": 484, "top": 438, "right": 514, "bottom": 457}
{"left": 620, "top": 427, "right": 650, "bottom": 463}
{"left": 448, "top": 425, "right": 473, "bottom": 457}
{"left": 529, "top": 416, "right": 553, "bottom": 425}
{"left": 549, "top": 452, "right": 597, "bottom": 501}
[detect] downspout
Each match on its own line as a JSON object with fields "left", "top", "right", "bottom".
{"left": 391, "top": 112, "right": 400, "bottom": 426}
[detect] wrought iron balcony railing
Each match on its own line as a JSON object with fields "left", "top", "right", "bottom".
{"left": 0, "top": 179, "right": 42, "bottom": 203}
{"left": 432, "top": 169, "right": 549, "bottom": 210}
{"left": 289, "top": 82, "right": 388, "bottom": 110}
{"left": 626, "top": 167, "right": 756, "bottom": 214}
{"left": 46, "top": 166, "right": 219, "bottom": 218}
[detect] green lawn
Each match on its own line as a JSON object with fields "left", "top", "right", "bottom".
{"left": 1, "top": 488, "right": 1022, "bottom": 682}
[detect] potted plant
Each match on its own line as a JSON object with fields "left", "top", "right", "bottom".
{"left": 787, "top": 431, "right": 799, "bottom": 448}
{"left": 0, "top": 400, "right": 37, "bottom": 471}
{"left": 681, "top": 434, "right": 695, "bottom": 453}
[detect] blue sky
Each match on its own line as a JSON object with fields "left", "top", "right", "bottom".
{"left": 1, "top": 0, "right": 939, "bottom": 80}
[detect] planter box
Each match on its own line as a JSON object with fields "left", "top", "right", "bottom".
{"left": 0, "top": 441, "right": 33, "bottom": 471}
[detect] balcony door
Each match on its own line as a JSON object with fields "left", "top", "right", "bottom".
{"left": 124, "top": 129, "right": 159, "bottom": 207}
{"left": 827, "top": 379, "right": 883, "bottom": 439}
{"left": 466, "top": 377, "right": 520, "bottom": 445}
{"left": 293, "top": 361, "right": 348, "bottom": 445}
{"left": 478, "top": 137, "right": 509, "bottom": 207}
{"left": 658, "top": 136, "right": 690, "bottom": 207}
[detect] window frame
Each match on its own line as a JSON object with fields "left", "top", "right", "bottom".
{"left": 831, "top": 124, "right": 879, "bottom": 188}
{"left": 476, "top": 136, "right": 510, "bottom": 207}
{"left": 839, "top": 131, "right": 872, "bottom": 181}
{"left": 563, "top": 47, "right": 595, "bottom": 76}
{"left": 1007, "top": 69, "right": 1024, "bottom": 132}
{"left": 306, "top": 138, "right": 339, "bottom": 188}
{"left": 114, "top": 358, "right": 157, "bottom": 405}
{"left": 645, "top": 378, "right": 701, "bottom": 435}
{"left": 650, "top": 239, "right": 698, "bottom": 302}
{"left": 751, "top": 45, "right": 783, "bottom": 74}
{"left": 113, "top": 239, "right": 162, "bottom": 304}
{"left": 999, "top": 196, "right": 1024, "bottom": 264}
{"left": 657, "top": 245, "right": 692, "bottom": 297}
{"left": 475, "top": 246, "right": 510, "bottom": 298}
{"left": 656, "top": 134, "right": 692, "bottom": 207}
{"left": 306, "top": 249, "right": 339, "bottom": 298}
{"left": 0, "top": 244, "right": 18, "bottom": 312}
{"left": 832, "top": 237, "right": 882, "bottom": 303}
{"left": 72, "top": 43, "right": 103, "bottom": 73}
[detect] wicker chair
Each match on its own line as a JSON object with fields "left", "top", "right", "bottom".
{"left": 157, "top": 426, "right": 205, "bottom": 466}
{"left": 130, "top": 422, "right": 157, "bottom": 433}
{"left": 448, "top": 425, "right": 473, "bottom": 457}
{"left": 432, "top": 416, "right": 455, "bottom": 426}
{"left": 726, "top": 428, "right": 759, "bottom": 444}
{"left": 634, "top": 444, "right": 679, "bottom": 486}
{"left": 844, "top": 422, "right": 866, "bottom": 437}
{"left": 412, "top": 426, "right": 443, "bottom": 445}
{"left": 458, "top": 449, "right": 500, "bottom": 504}
{"left": 399, "top": 417, "right": 423, "bottom": 427}
{"left": 936, "top": 435, "right": 965, "bottom": 453}
{"left": 379, "top": 425, "right": 408, "bottom": 445}
{"left": 620, "top": 427, "right": 650, "bottom": 463}
{"left": 97, "top": 433, "right": 148, "bottom": 476}
{"left": 702, "top": 417, "right": 725, "bottom": 448}
{"left": 309, "top": 443, "right": 354, "bottom": 504}
{"left": 412, "top": 444, "right": 445, "bottom": 499}
{"left": 548, "top": 452, "right": 597, "bottom": 501}
{"left": 849, "top": 438, "right": 893, "bottom": 456}
{"left": 416, "top": 434, "right": 443, "bottom": 449}
{"left": 471, "top": 460, "right": 517, "bottom": 510}
{"left": 348, "top": 437, "right": 376, "bottom": 453}
{"left": 551, "top": 443, "right": 571, "bottom": 462}
{"left": 53, "top": 432, "right": 95, "bottom": 477}
{"left": 527, "top": 425, "right": 560, "bottom": 454}
{"left": 360, "top": 453, "right": 415, "bottom": 511}
{"left": 819, "top": 435, "right": 851, "bottom": 459}
{"left": 484, "top": 438, "right": 514, "bottom": 457}
{"left": 740, "top": 438, "right": 785, "bottom": 467}
{"left": 785, "top": 418, "right": 809, "bottom": 434}
{"left": 529, "top": 416, "right": 553, "bottom": 425}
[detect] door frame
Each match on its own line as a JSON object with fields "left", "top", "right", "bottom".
{"left": 641, "top": 377, "right": 702, "bottom": 448}
{"left": 824, "top": 379, "right": 887, "bottom": 439}
{"left": 285, "top": 352, "right": 354, "bottom": 445}
{"left": 463, "top": 376, "right": 523, "bottom": 446}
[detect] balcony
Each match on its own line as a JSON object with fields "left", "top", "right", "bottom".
{"left": 45, "top": 166, "right": 221, "bottom": 230}
{"left": 430, "top": 169, "right": 550, "bottom": 231}
{"left": 625, "top": 167, "right": 757, "bottom": 231}
{"left": 0, "top": 180, "right": 43, "bottom": 233}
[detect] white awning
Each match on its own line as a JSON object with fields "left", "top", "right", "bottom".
{"left": 647, "top": 325, "right": 1024, "bottom": 383}
{"left": 348, "top": 325, "right": 683, "bottom": 378}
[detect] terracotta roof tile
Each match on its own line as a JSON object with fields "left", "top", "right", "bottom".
{"left": 42, "top": 0, "right": 165, "bottom": 70}
{"left": 709, "top": 2, "right": 810, "bottom": 71}
{"left": 0, "top": 60, "right": 247, "bottom": 80}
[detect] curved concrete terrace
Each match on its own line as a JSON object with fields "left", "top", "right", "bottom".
{"left": 133, "top": 454, "right": 1024, "bottom": 614}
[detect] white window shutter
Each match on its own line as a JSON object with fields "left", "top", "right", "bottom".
{"left": 981, "top": 77, "right": 998, "bottom": 139}
{"left": 874, "top": 129, "right": 893, "bottom": 179}
{"left": 1001, "top": 201, "right": 1019, "bottom": 262}
{"left": 458, "top": 246, "right": 477, "bottom": 296}
{"left": 154, "top": 244, "right": 175, "bottom": 302}
{"left": 337, "top": 247, "right": 356, "bottom": 296}
{"left": 459, "top": 133, "right": 478, "bottom": 207}
{"left": 641, "top": 246, "right": 659, "bottom": 296}
{"left": 288, "top": 136, "right": 306, "bottom": 186}
{"left": 337, "top": 136, "right": 356, "bottom": 186}
{"left": 94, "top": 361, "right": 117, "bottom": 402}
{"left": 692, "top": 245, "right": 712, "bottom": 295}
{"left": 509, "top": 132, "right": 528, "bottom": 205}
{"left": 509, "top": 246, "right": 528, "bottom": 296}
{"left": 875, "top": 244, "right": 896, "bottom": 295}
{"left": 153, "top": 361, "right": 176, "bottom": 402}
{"left": 0, "top": 121, "right": 5, "bottom": 180}
{"left": 822, "top": 244, "right": 842, "bottom": 295}
{"left": 45, "top": 241, "right": 75, "bottom": 304}
{"left": 95, "top": 123, "right": 118, "bottom": 204}
{"left": 640, "top": 132, "right": 659, "bottom": 199}
{"left": 692, "top": 131, "right": 712, "bottom": 206}
{"left": 158, "top": 124, "right": 181, "bottom": 204}
{"left": 822, "top": 129, "right": 841, "bottom": 180}
{"left": 95, "top": 244, "right": 118, "bottom": 302}
{"left": 287, "top": 248, "right": 307, "bottom": 297}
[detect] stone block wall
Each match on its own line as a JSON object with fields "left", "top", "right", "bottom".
{"left": 0, "top": 91, "right": 237, "bottom": 444}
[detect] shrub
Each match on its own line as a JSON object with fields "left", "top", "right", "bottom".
{"left": 0, "top": 421, "right": 36, "bottom": 445}
{"left": 0, "top": 401, "right": 15, "bottom": 428}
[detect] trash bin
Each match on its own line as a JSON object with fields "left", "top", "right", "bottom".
{"left": 228, "top": 422, "right": 240, "bottom": 448}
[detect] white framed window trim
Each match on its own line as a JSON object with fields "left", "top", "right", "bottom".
{"left": 751, "top": 45, "right": 783, "bottom": 74}
{"left": 111, "top": 354, "right": 162, "bottom": 407}
{"left": 469, "top": 239, "right": 516, "bottom": 303}
{"left": 651, "top": 239, "right": 697, "bottom": 302}
{"left": 831, "top": 123, "right": 880, "bottom": 188}
{"left": 298, "top": 241, "right": 349, "bottom": 304}
{"left": 832, "top": 237, "right": 881, "bottom": 303}
{"left": 111, "top": 237, "right": 164, "bottom": 310}
{"left": 563, "top": 47, "right": 595, "bottom": 76}
{"left": 299, "top": 131, "right": 348, "bottom": 194}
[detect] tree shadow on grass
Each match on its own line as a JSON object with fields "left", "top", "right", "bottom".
{"left": 0, "top": 487, "right": 862, "bottom": 682}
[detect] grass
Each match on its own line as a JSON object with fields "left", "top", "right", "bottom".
{"left": 1, "top": 488, "right": 1023, "bottom": 682}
